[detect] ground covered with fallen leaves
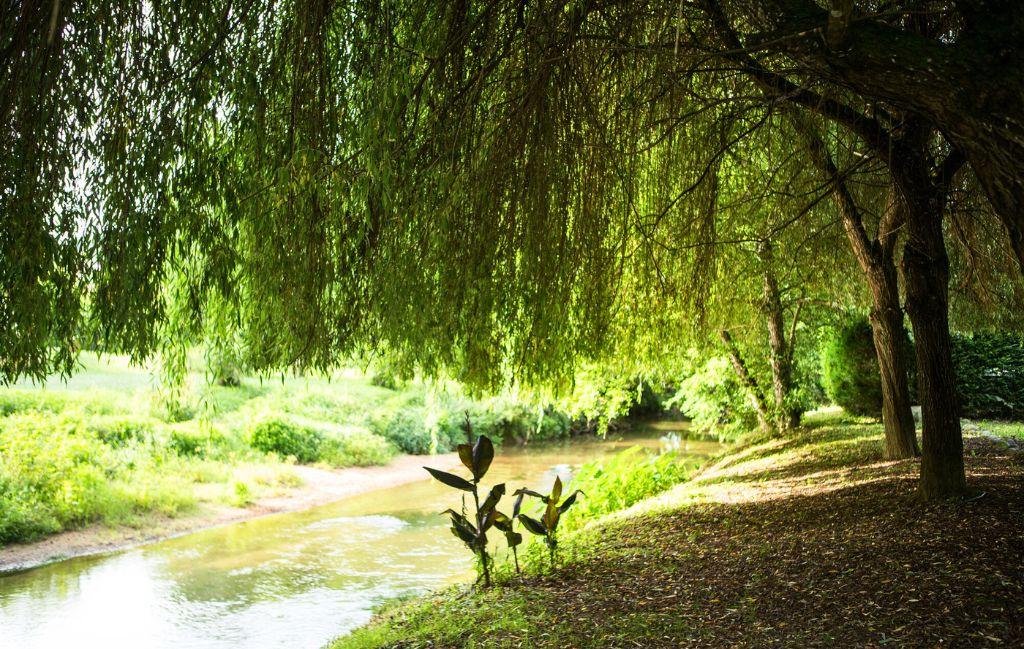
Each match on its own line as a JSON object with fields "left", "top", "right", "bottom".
{"left": 332, "top": 411, "right": 1024, "bottom": 648}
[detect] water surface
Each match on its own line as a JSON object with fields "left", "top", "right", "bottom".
{"left": 0, "top": 423, "right": 717, "bottom": 649}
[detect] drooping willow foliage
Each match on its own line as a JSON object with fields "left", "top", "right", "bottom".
{"left": 3, "top": 0, "right": 1018, "bottom": 390}
{"left": 1, "top": 1, "right": 717, "bottom": 388}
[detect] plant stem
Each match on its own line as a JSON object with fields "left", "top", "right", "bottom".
{"left": 471, "top": 484, "right": 491, "bottom": 587}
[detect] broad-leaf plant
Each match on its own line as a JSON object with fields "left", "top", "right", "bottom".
{"left": 515, "top": 476, "right": 583, "bottom": 565}
{"left": 424, "top": 428, "right": 506, "bottom": 587}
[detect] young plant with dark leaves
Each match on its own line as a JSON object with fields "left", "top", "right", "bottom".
{"left": 515, "top": 476, "right": 583, "bottom": 566}
{"left": 424, "top": 433, "right": 505, "bottom": 587}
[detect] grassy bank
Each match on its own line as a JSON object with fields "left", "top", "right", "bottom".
{"left": 332, "top": 410, "right": 1024, "bottom": 648}
{"left": 0, "top": 354, "right": 576, "bottom": 546}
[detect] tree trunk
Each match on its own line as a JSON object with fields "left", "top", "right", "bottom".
{"left": 790, "top": 117, "right": 918, "bottom": 457}
{"left": 867, "top": 188, "right": 919, "bottom": 459}
{"left": 868, "top": 284, "right": 919, "bottom": 460}
{"left": 759, "top": 242, "right": 801, "bottom": 430}
{"left": 720, "top": 329, "right": 772, "bottom": 434}
{"left": 897, "top": 166, "right": 967, "bottom": 500}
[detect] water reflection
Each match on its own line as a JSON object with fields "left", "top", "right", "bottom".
{"left": 0, "top": 425, "right": 717, "bottom": 649}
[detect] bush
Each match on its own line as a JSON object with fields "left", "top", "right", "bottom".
{"left": 821, "top": 316, "right": 883, "bottom": 417}
{"left": 533, "top": 409, "right": 572, "bottom": 441}
{"left": 369, "top": 372, "right": 400, "bottom": 390}
{"left": 319, "top": 426, "right": 397, "bottom": 467}
{"left": 952, "top": 332, "right": 1024, "bottom": 419}
{"left": 560, "top": 369, "right": 666, "bottom": 428}
{"left": 248, "top": 416, "right": 324, "bottom": 463}
{"left": 0, "top": 413, "right": 194, "bottom": 544}
{"left": 88, "top": 416, "right": 156, "bottom": 447}
{"left": 372, "top": 409, "right": 439, "bottom": 454}
{"left": 168, "top": 425, "right": 228, "bottom": 458}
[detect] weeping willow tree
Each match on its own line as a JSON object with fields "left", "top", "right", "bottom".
{"left": 4, "top": 0, "right": 1023, "bottom": 498}
{"left": 3, "top": 0, "right": 710, "bottom": 390}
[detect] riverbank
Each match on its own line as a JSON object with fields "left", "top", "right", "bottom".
{"left": 0, "top": 451, "right": 459, "bottom": 573}
{"left": 1, "top": 354, "right": 595, "bottom": 554}
{"left": 332, "top": 411, "right": 1024, "bottom": 648}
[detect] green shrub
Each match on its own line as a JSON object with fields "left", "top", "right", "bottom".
{"left": 369, "top": 372, "right": 400, "bottom": 390}
{"left": 628, "top": 380, "right": 669, "bottom": 417}
{"left": 0, "top": 390, "right": 67, "bottom": 416}
{"left": 435, "top": 401, "right": 573, "bottom": 447}
{"left": 248, "top": 416, "right": 323, "bottom": 462}
{"left": 319, "top": 426, "right": 397, "bottom": 467}
{"left": 952, "top": 332, "right": 1024, "bottom": 419}
{"left": 168, "top": 425, "right": 228, "bottom": 458}
{"left": 372, "top": 409, "right": 439, "bottom": 454}
{"left": 0, "top": 472, "right": 60, "bottom": 543}
{"left": 560, "top": 447, "right": 697, "bottom": 533}
{"left": 232, "top": 481, "right": 253, "bottom": 507}
{"left": 559, "top": 369, "right": 666, "bottom": 428}
{"left": 533, "top": 409, "right": 571, "bottom": 441}
{"left": 821, "top": 316, "right": 883, "bottom": 417}
{"left": 88, "top": 416, "right": 156, "bottom": 447}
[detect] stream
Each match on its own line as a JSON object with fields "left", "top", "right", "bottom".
{"left": 0, "top": 421, "right": 719, "bottom": 649}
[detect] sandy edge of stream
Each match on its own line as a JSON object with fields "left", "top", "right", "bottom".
{"left": 0, "top": 452, "right": 460, "bottom": 574}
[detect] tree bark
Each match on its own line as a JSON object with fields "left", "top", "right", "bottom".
{"left": 720, "top": 329, "right": 772, "bottom": 434}
{"left": 867, "top": 189, "right": 919, "bottom": 460}
{"left": 895, "top": 153, "right": 967, "bottom": 500}
{"left": 869, "top": 285, "right": 919, "bottom": 460}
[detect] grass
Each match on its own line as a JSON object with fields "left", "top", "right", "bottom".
{"left": 970, "top": 419, "right": 1024, "bottom": 440}
{"left": 331, "top": 409, "right": 1024, "bottom": 648}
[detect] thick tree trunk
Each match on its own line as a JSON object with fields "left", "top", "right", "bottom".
{"left": 867, "top": 189, "right": 919, "bottom": 460}
{"left": 720, "top": 330, "right": 772, "bottom": 434}
{"left": 868, "top": 285, "right": 919, "bottom": 460}
{"left": 897, "top": 167, "right": 967, "bottom": 500}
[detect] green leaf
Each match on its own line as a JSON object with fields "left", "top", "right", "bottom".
{"left": 543, "top": 499, "right": 560, "bottom": 531}
{"left": 424, "top": 467, "right": 474, "bottom": 492}
{"left": 471, "top": 435, "right": 494, "bottom": 479}
{"left": 513, "top": 487, "right": 547, "bottom": 503}
{"left": 519, "top": 514, "right": 547, "bottom": 536}
{"left": 512, "top": 491, "right": 525, "bottom": 518}
{"left": 479, "top": 483, "right": 505, "bottom": 520}
{"left": 482, "top": 508, "right": 500, "bottom": 532}
{"left": 491, "top": 510, "right": 512, "bottom": 532}
{"left": 551, "top": 475, "right": 563, "bottom": 503}
{"left": 456, "top": 443, "right": 474, "bottom": 474}
{"left": 506, "top": 531, "right": 523, "bottom": 547}
{"left": 558, "top": 490, "right": 583, "bottom": 513}
{"left": 442, "top": 509, "right": 478, "bottom": 547}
